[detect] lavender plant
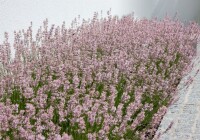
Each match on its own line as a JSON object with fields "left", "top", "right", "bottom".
{"left": 0, "top": 11, "right": 199, "bottom": 140}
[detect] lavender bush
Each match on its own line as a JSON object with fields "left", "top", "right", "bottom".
{"left": 0, "top": 11, "right": 200, "bottom": 140}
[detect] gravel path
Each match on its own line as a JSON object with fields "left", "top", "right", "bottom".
{"left": 154, "top": 43, "right": 200, "bottom": 140}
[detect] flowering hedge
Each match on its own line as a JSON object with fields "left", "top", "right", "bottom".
{"left": 0, "top": 11, "right": 199, "bottom": 140}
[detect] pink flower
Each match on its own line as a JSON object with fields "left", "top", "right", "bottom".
{"left": 61, "top": 133, "right": 73, "bottom": 140}
{"left": 37, "top": 134, "right": 45, "bottom": 140}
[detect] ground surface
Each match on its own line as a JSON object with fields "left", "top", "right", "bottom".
{"left": 154, "top": 43, "right": 200, "bottom": 140}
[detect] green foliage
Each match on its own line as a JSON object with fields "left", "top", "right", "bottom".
{"left": 31, "top": 72, "right": 36, "bottom": 80}
{"left": 174, "top": 52, "right": 181, "bottom": 64}
{"left": 30, "top": 118, "right": 37, "bottom": 125}
{"left": 33, "top": 80, "right": 44, "bottom": 94}
{"left": 59, "top": 117, "right": 71, "bottom": 135}
{"left": 58, "top": 84, "right": 64, "bottom": 92}
{"left": 155, "top": 59, "right": 165, "bottom": 75}
{"left": 18, "top": 95, "right": 26, "bottom": 111}
{"left": 65, "top": 72, "right": 73, "bottom": 84}
{"left": 83, "top": 114, "right": 103, "bottom": 134}
{"left": 122, "top": 89, "right": 135, "bottom": 117}
{"left": 135, "top": 110, "right": 154, "bottom": 132}
{"left": 96, "top": 82, "right": 104, "bottom": 98}
{"left": 127, "top": 108, "right": 142, "bottom": 126}
{"left": 52, "top": 70, "right": 59, "bottom": 80}
{"left": 10, "top": 87, "right": 26, "bottom": 111}
{"left": 123, "top": 129, "right": 140, "bottom": 140}
{"left": 164, "top": 69, "right": 170, "bottom": 80}
{"left": 10, "top": 87, "right": 21, "bottom": 104}
{"left": 65, "top": 119, "right": 88, "bottom": 140}
{"left": 52, "top": 108, "right": 60, "bottom": 124}
{"left": 68, "top": 88, "right": 74, "bottom": 95}
{"left": 96, "top": 47, "right": 104, "bottom": 59}
{"left": 115, "top": 75, "right": 126, "bottom": 107}
{"left": 141, "top": 92, "right": 151, "bottom": 105}
{"left": 45, "top": 90, "right": 52, "bottom": 109}
{"left": 70, "top": 129, "right": 88, "bottom": 140}
{"left": 2, "top": 128, "right": 15, "bottom": 140}
{"left": 108, "top": 133, "right": 122, "bottom": 140}
{"left": 134, "top": 90, "right": 170, "bottom": 137}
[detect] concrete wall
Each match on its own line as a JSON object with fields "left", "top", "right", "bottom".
{"left": 124, "top": 0, "right": 200, "bottom": 23}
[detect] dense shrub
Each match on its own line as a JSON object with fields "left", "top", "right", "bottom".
{"left": 0, "top": 11, "right": 199, "bottom": 140}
